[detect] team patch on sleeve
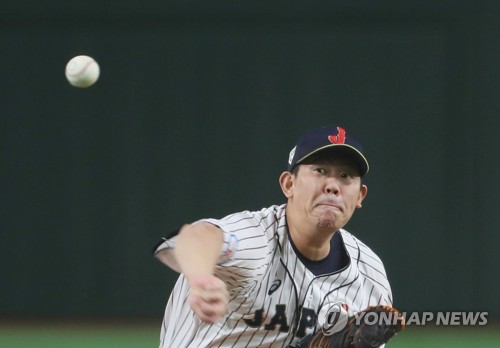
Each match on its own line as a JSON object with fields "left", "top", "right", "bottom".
{"left": 218, "top": 233, "right": 239, "bottom": 264}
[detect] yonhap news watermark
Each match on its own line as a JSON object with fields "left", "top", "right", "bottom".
{"left": 354, "top": 310, "right": 488, "bottom": 326}
{"left": 320, "top": 303, "right": 489, "bottom": 336}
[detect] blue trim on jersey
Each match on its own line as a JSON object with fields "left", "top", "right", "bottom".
{"left": 289, "top": 231, "right": 349, "bottom": 276}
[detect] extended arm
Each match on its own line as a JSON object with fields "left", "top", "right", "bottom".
{"left": 173, "top": 222, "right": 229, "bottom": 323}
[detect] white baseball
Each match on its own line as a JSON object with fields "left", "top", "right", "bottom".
{"left": 65, "top": 55, "right": 100, "bottom": 88}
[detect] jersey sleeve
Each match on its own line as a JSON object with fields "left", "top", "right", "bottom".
{"left": 200, "top": 210, "right": 276, "bottom": 280}
{"left": 153, "top": 207, "right": 278, "bottom": 281}
{"left": 152, "top": 229, "right": 183, "bottom": 272}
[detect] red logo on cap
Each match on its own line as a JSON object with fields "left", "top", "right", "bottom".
{"left": 328, "top": 127, "right": 346, "bottom": 144}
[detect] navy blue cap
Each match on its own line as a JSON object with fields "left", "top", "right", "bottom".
{"left": 287, "top": 126, "right": 369, "bottom": 176}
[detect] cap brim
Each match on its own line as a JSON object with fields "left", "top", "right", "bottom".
{"left": 295, "top": 144, "right": 369, "bottom": 176}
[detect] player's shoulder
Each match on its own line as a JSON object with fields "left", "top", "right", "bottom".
{"left": 341, "top": 229, "right": 393, "bottom": 304}
{"left": 223, "top": 204, "right": 284, "bottom": 219}
{"left": 339, "top": 229, "right": 387, "bottom": 275}
{"left": 206, "top": 204, "right": 286, "bottom": 233}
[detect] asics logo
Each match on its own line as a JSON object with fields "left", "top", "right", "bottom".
{"left": 268, "top": 279, "right": 282, "bottom": 295}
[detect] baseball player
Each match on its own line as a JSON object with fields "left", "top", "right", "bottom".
{"left": 153, "top": 126, "right": 403, "bottom": 347}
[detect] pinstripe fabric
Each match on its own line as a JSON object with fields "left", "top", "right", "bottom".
{"left": 154, "top": 204, "right": 392, "bottom": 348}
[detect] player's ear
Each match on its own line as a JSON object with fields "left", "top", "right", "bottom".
{"left": 279, "top": 171, "right": 294, "bottom": 198}
{"left": 356, "top": 184, "right": 368, "bottom": 208}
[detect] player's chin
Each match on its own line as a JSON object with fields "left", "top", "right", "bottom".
{"left": 314, "top": 210, "right": 338, "bottom": 222}
{"left": 316, "top": 217, "right": 338, "bottom": 231}
{"left": 317, "top": 214, "right": 351, "bottom": 231}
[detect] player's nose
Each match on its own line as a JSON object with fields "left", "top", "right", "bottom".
{"left": 325, "top": 178, "right": 340, "bottom": 195}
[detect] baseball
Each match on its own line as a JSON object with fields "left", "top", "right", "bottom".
{"left": 65, "top": 55, "right": 100, "bottom": 88}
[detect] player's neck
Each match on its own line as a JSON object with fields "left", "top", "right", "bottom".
{"left": 286, "top": 219, "right": 333, "bottom": 261}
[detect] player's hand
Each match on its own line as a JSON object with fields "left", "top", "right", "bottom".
{"left": 188, "top": 275, "right": 229, "bottom": 323}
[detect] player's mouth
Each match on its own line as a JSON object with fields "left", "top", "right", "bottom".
{"left": 315, "top": 200, "right": 343, "bottom": 212}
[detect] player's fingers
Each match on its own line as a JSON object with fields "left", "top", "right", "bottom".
{"left": 203, "top": 290, "right": 229, "bottom": 303}
{"left": 189, "top": 289, "right": 228, "bottom": 323}
{"left": 198, "top": 300, "right": 227, "bottom": 316}
{"left": 191, "top": 287, "right": 229, "bottom": 304}
{"left": 192, "top": 300, "right": 227, "bottom": 323}
{"left": 199, "top": 292, "right": 228, "bottom": 312}
{"left": 188, "top": 276, "right": 229, "bottom": 323}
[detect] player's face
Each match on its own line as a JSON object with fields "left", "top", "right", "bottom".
{"left": 281, "top": 157, "right": 367, "bottom": 232}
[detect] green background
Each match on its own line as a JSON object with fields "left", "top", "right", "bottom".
{"left": 1, "top": 0, "right": 499, "bottom": 345}
{"left": 0, "top": 323, "right": 497, "bottom": 347}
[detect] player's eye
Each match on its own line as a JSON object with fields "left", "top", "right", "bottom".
{"left": 314, "top": 167, "right": 327, "bottom": 174}
{"left": 341, "top": 172, "right": 355, "bottom": 178}
{"left": 340, "top": 172, "right": 356, "bottom": 182}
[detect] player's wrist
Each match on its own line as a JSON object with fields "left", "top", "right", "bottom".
{"left": 185, "top": 273, "right": 215, "bottom": 287}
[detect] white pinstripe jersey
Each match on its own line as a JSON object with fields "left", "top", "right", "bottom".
{"left": 154, "top": 204, "right": 392, "bottom": 348}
